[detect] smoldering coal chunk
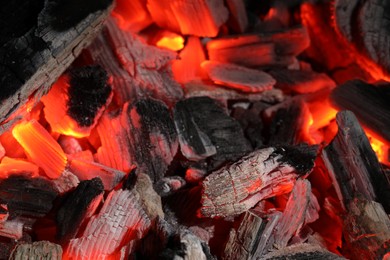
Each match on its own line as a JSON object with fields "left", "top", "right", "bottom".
{"left": 274, "top": 143, "right": 319, "bottom": 175}
{"left": 331, "top": 79, "right": 390, "bottom": 143}
{"left": 38, "top": 0, "right": 113, "bottom": 31}
{"left": 67, "top": 65, "right": 112, "bottom": 127}
{"left": 56, "top": 178, "right": 104, "bottom": 243}
{"left": 174, "top": 96, "right": 251, "bottom": 166}
{"left": 122, "top": 168, "right": 138, "bottom": 191}
{"left": 0, "top": 175, "right": 58, "bottom": 218}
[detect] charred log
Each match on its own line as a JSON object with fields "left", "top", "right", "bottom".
{"left": 10, "top": 241, "right": 62, "bottom": 260}
{"left": 0, "top": 0, "right": 113, "bottom": 132}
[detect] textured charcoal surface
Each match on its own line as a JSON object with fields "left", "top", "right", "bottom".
{"left": 0, "top": 175, "right": 58, "bottom": 218}
{"left": 56, "top": 178, "right": 104, "bottom": 242}
{"left": 275, "top": 144, "right": 319, "bottom": 175}
{"left": 122, "top": 168, "right": 138, "bottom": 190}
{"left": 331, "top": 80, "right": 390, "bottom": 143}
{"left": 38, "top": 0, "right": 113, "bottom": 31}
{"left": 174, "top": 97, "right": 251, "bottom": 167}
{"left": 67, "top": 65, "right": 112, "bottom": 127}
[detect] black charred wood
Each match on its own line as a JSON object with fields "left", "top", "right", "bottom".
{"left": 0, "top": 0, "right": 113, "bottom": 131}
{"left": 268, "top": 99, "right": 306, "bottom": 146}
{"left": 67, "top": 66, "right": 112, "bottom": 127}
{"left": 0, "top": 175, "right": 58, "bottom": 218}
{"left": 56, "top": 178, "right": 104, "bottom": 243}
{"left": 322, "top": 111, "right": 390, "bottom": 212}
{"left": 331, "top": 79, "right": 390, "bottom": 144}
{"left": 173, "top": 97, "right": 251, "bottom": 168}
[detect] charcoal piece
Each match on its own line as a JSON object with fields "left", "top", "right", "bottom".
{"left": 38, "top": 0, "right": 112, "bottom": 31}
{"left": 0, "top": 0, "right": 113, "bottom": 132}
{"left": 95, "top": 99, "right": 178, "bottom": 183}
{"left": 51, "top": 169, "right": 79, "bottom": 194}
{"left": 223, "top": 211, "right": 266, "bottom": 260}
{"left": 85, "top": 18, "right": 183, "bottom": 106}
{"left": 226, "top": 0, "right": 248, "bottom": 33}
{"left": 202, "top": 61, "right": 276, "bottom": 93}
{"left": 268, "top": 68, "right": 336, "bottom": 94}
{"left": 273, "top": 179, "right": 319, "bottom": 248}
{"left": 67, "top": 65, "right": 112, "bottom": 127}
{"left": 200, "top": 144, "right": 317, "bottom": 217}
{"left": 322, "top": 111, "right": 390, "bottom": 259}
{"left": 155, "top": 176, "right": 186, "bottom": 197}
{"left": 66, "top": 173, "right": 163, "bottom": 259}
{"left": 56, "top": 178, "right": 104, "bottom": 243}
{"left": 342, "top": 198, "right": 390, "bottom": 260}
{"left": 0, "top": 175, "right": 58, "bottom": 218}
{"left": 334, "top": 0, "right": 390, "bottom": 77}
{"left": 130, "top": 99, "right": 178, "bottom": 183}
{"left": 173, "top": 96, "right": 251, "bottom": 165}
{"left": 122, "top": 168, "right": 138, "bottom": 190}
{"left": 261, "top": 243, "right": 345, "bottom": 260}
{"left": 10, "top": 241, "right": 62, "bottom": 260}
{"left": 268, "top": 99, "right": 306, "bottom": 146}
{"left": 331, "top": 80, "right": 390, "bottom": 144}
{"left": 231, "top": 101, "right": 269, "bottom": 148}
{"left": 322, "top": 111, "right": 390, "bottom": 212}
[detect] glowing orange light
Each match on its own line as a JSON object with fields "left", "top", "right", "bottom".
{"left": 111, "top": 0, "right": 152, "bottom": 32}
{"left": 0, "top": 157, "right": 39, "bottom": 178}
{"left": 156, "top": 33, "right": 185, "bottom": 51}
{"left": 12, "top": 120, "right": 67, "bottom": 179}
{"left": 366, "top": 132, "right": 389, "bottom": 165}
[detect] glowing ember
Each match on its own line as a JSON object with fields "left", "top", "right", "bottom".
{"left": 12, "top": 120, "right": 67, "bottom": 179}
{"left": 0, "top": 157, "right": 39, "bottom": 178}
{"left": 156, "top": 32, "right": 185, "bottom": 51}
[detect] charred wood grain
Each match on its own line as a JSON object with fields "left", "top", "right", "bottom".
{"left": 200, "top": 144, "right": 318, "bottom": 217}
{"left": 268, "top": 99, "right": 307, "bottom": 146}
{"left": 322, "top": 110, "right": 390, "bottom": 212}
{"left": 334, "top": 0, "right": 390, "bottom": 77}
{"left": 0, "top": 0, "right": 113, "bottom": 132}
{"left": 261, "top": 243, "right": 345, "bottom": 260}
{"left": 10, "top": 241, "right": 62, "bottom": 260}
{"left": 66, "top": 173, "right": 163, "bottom": 259}
{"left": 84, "top": 18, "right": 183, "bottom": 106}
{"left": 331, "top": 79, "right": 390, "bottom": 144}
{"left": 174, "top": 96, "right": 251, "bottom": 166}
{"left": 56, "top": 178, "right": 104, "bottom": 243}
{"left": 0, "top": 175, "right": 58, "bottom": 218}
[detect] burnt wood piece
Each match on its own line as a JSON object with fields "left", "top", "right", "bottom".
{"left": 322, "top": 111, "right": 390, "bottom": 259}
{"left": 84, "top": 18, "right": 183, "bottom": 106}
{"left": 202, "top": 61, "right": 276, "bottom": 93}
{"left": 67, "top": 66, "right": 112, "bottom": 127}
{"left": 0, "top": 220, "right": 24, "bottom": 240}
{"left": 200, "top": 144, "right": 318, "bottom": 217}
{"left": 56, "top": 178, "right": 104, "bottom": 243}
{"left": 206, "top": 26, "right": 309, "bottom": 67}
{"left": 334, "top": 0, "right": 390, "bottom": 77}
{"left": 261, "top": 243, "right": 345, "bottom": 260}
{"left": 342, "top": 198, "right": 390, "bottom": 260}
{"left": 155, "top": 176, "right": 186, "bottom": 197}
{"left": 322, "top": 111, "right": 390, "bottom": 212}
{"left": 0, "top": 0, "right": 113, "bottom": 132}
{"left": 331, "top": 80, "right": 390, "bottom": 144}
{"left": 173, "top": 97, "right": 251, "bottom": 164}
{"left": 268, "top": 99, "right": 307, "bottom": 146}
{"left": 139, "top": 217, "right": 215, "bottom": 260}
{"left": 268, "top": 68, "right": 336, "bottom": 94}
{"left": 10, "top": 241, "right": 62, "bottom": 260}
{"left": 96, "top": 99, "right": 178, "bottom": 183}
{"left": 51, "top": 169, "right": 79, "bottom": 194}
{"left": 231, "top": 101, "right": 270, "bottom": 148}
{"left": 184, "top": 80, "right": 285, "bottom": 105}
{"left": 0, "top": 175, "right": 58, "bottom": 218}
{"left": 273, "top": 179, "right": 320, "bottom": 248}
{"left": 69, "top": 159, "right": 125, "bottom": 190}
{"left": 66, "top": 173, "right": 164, "bottom": 259}
{"left": 223, "top": 211, "right": 266, "bottom": 260}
